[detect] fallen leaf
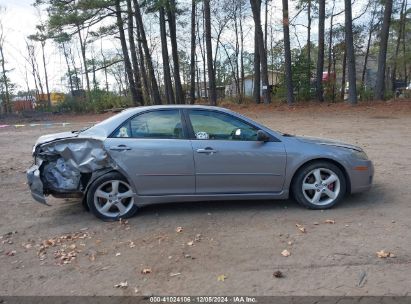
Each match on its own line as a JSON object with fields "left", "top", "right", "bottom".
{"left": 176, "top": 227, "right": 183, "bottom": 233}
{"left": 376, "top": 250, "right": 395, "bottom": 258}
{"left": 89, "top": 254, "right": 96, "bottom": 262}
{"left": 187, "top": 241, "right": 194, "bottom": 246}
{"left": 295, "top": 224, "right": 306, "bottom": 233}
{"left": 68, "top": 244, "right": 76, "bottom": 250}
{"left": 5, "top": 250, "right": 16, "bottom": 256}
{"left": 134, "top": 287, "right": 139, "bottom": 294}
{"left": 195, "top": 234, "right": 202, "bottom": 242}
{"left": 119, "top": 219, "right": 129, "bottom": 226}
{"left": 43, "top": 239, "right": 55, "bottom": 247}
{"left": 141, "top": 268, "right": 152, "bottom": 274}
{"left": 114, "top": 281, "right": 128, "bottom": 288}
{"left": 24, "top": 244, "right": 32, "bottom": 249}
{"left": 273, "top": 271, "right": 284, "bottom": 278}
{"left": 170, "top": 272, "right": 181, "bottom": 277}
{"left": 115, "top": 252, "right": 121, "bottom": 257}
{"left": 287, "top": 241, "right": 293, "bottom": 245}
{"left": 129, "top": 241, "right": 136, "bottom": 248}
{"left": 217, "top": 274, "right": 227, "bottom": 281}
{"left": 325, "top": 219, "right": 335, "bottom": 224}
{"left": 281, "top": 249, "right": 291, "bottom": 257}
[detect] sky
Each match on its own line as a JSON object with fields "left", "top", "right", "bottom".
{"left": 0, "top": 0, "right": 71, "bottom": 93}
{"left": 0, "top": 0, "right": 370, "bottom": 95}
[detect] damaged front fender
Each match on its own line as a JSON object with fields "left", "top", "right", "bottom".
{"left": 27, "top": 137, "right": 115, "bottom": 205}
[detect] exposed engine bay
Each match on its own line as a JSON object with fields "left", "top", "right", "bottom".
{"left": 27, "top": 136, "right": 114, "bottom": 205}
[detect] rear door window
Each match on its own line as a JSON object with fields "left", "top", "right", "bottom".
{"left": 113, "top": 110, "right": 184, "bottom": 139}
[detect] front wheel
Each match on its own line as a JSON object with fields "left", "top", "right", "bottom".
{"left": 292, "top": 162, "right": 346, "bottom": 209}
{"left": 87, "top": 172, "right": 138, "bottom": 221}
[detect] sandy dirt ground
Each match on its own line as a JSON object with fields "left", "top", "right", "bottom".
{"left": 0, "top": 101, "right": 410, "bottom": 296}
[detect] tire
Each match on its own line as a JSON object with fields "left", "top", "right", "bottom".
{"left": 292, "top": 161, "right": 346, "bottom": 209}
{"left": 87, "top": 172, "right": 138, "bottom": 221}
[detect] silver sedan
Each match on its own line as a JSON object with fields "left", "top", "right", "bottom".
{"left": 27, "top": 105, "right": 374, "bottom": 221}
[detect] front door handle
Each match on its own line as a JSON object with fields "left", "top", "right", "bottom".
{"left": 196, "top": 147, "right": 217, "bottom": 154}
{"left": 110, "top": 145, "right": 132, "bottom": 151}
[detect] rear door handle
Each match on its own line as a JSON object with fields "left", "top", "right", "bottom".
{"left": 110, "top": 145, "right": 132, "bottom": 151}
{"left": 196, "top": 147, "right": 217, "bottom": 154}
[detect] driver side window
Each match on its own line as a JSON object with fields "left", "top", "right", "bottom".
{"left": 188, "top": 110, "right": 258, "bottom": 141}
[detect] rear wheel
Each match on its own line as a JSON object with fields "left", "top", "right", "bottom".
{"left": 87, "top": 172, "right": 138, "bottom": 221}
{"left": 292, "top": 161, "right": 346, "bottom": 209}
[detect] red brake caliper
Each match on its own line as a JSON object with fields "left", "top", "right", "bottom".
{"left": 327, "top": 182, "right": 334, "bottom": 191}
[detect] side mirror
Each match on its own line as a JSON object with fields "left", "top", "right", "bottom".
{"left": 257, "top": 130, "right": 270, "bottom": 142}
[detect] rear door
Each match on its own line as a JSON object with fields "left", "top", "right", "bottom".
{"left": 186, "top": 109, "right": 287, "bottom": 194}
{"left": 104, "top": 109, "right": 195, "bottom": 196}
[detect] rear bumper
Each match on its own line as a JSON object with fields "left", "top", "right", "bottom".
{"left": 349, "top": 160, "right": 374, "bottom": 194}
{"left": 26, "top": 164, "right": 48, "bottom": 205}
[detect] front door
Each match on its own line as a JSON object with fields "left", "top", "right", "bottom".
{"left": 105, "top": 109, "right": 195, "bottom": 196}
{"left": 187, "top": 109, "right": 287, "bottom": 194}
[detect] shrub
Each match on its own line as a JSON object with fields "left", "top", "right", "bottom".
{"left": 55, "top": 90, "right": 133, "bottom": 113}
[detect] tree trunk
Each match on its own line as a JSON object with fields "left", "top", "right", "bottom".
{"left": 115, "top": 0, "right": 140, "bottom": 106}
{"left": 253, "top": 29, "right": 261, "bottom": 104}
{"left": 41, "top": 41, "right": 51, "bottom": 107}
{"left": 197, "top": 3, "right": 208, "bottom": 98}
{"left": 332, "top": 48, "right": 336, "bottom": 101}
{"left": 374, "top": 0, "right": 393, "bottom": 100}
{"left": 316, "top": 0, "right": 325, "bottom": 101}
{"left": 62, "top": 43, "right": 74, "bottom": 95}
{"left": 250, "top": 0, "right": 270, "bottom": 104}
{"left": 92, "top": 58, "right": 97, "bottom": 90}
{"left": 167, "top": 0, "right": 185, "bottom": 104}
{"left": 402, "top": 1, "right": 408, "bottom": 82}
{"left": 0, "top": 44, "right": 11, "bottom": 113}
{"left": 204, "top": 0, "right": 217, "bottom": 105}
{"left": 77, "top": 27, "right": 91, "bottom": 96}
{"left": 26, "top": 42, "right": 40, "bottom": 96}
{"left": 234, "top": 4, "right": 241, "bottom": 98}
{"left": 127, "top": 0, "right": 144, "bottom": 105}
{"left": 391, "top": 0, "right": 406, "bottom": 91}
{"left": 71, "top": 51, "right": 80, "bottom": 90}
{"left": 361, "top": 11, "right": 375, "bottom": 87}
{"left": 136, "top": 24, "right": 151, "bottom": 103}
{"left": 133, "top": 0, "right": 162, "bottom": 105}
{"left": 160, "top": 6, "right": 175, "bottom": 104}
{"left": 340, "top": 47, "right": 346, "bottom": 100}
{"left": 307, "top": 0, "right": 311, "bottom": 81}
{"left": 239, "top": 3, "right": 245, "bottom": 99}
{"left": 327, "top": 0, "right": 335, "bottom": 76}
{"left": 282, "top": 0, "right": 294, "bottom": 105}
{"left": 264, "top": 0, "right": 268, "bottom": 52}
{"left": 345, "top": 0, "right": 357, "bottom": 104}
{"left": 100, "top": 41, "right": 109, "bottom": 93}
{"left": 189, "top": 0, "right": 196, "bottom": 104}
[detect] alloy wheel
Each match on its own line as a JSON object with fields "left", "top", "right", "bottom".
{"left": 301, "top": 168, "right": 341, "bottom": 206}
{"left": 94, "top": 179, "right": 134, "bottom": 218}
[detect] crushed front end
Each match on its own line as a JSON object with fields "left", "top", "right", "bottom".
{"left": 27, "top": 135, "right": 112, "bottom": 205}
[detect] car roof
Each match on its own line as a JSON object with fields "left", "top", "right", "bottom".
{"left": 121, "top": 105, "right": 234, "bottom": 114}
